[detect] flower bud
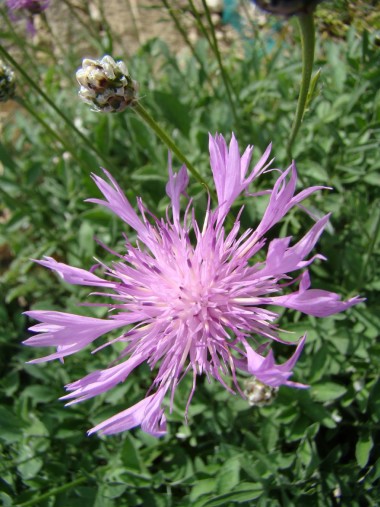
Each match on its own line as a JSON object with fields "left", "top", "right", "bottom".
{"left": 6, "top": 0, "right": 50, "bottom": 15}
{"left": 0, "top": 60, "right": 16, "bottom": 103}
{"left": 6, "top": 0, "right": 50, "bottom": 35}
{"left": 244, "top": 377, "right": 278, "bottom": 406}
{"left": 76, "top": 55, "right": 138, "bottom": 113}
{"left": 251, "top": 0, "right": 323, "bottom": 16}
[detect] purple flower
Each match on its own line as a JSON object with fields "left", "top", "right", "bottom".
{"left": 24, "top": 134, "right": 363, "bottom": 436}
{"left": 251, "top": 1, "right": 324, "bottom": 16}
{"left": 6, "top": 0, "right": 50, "bottom": 35}
{"left": 6, "top": 0, "right": 49, "bottom": 13}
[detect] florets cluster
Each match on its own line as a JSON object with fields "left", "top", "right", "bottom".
{"left": 24, "top": 134, "right": 362, "bottom": 436}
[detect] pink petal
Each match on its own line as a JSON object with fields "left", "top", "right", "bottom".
{"left": 241, "top": 336, "right": 308, "bottom": 388}
{"left": 166, "top": 153, "right": 189, "bottom": 226}
{"left": 253, "top": 163, "right": 328, "bottom": 241}
{"left": 24, "top": 310, "right": 127, "bottom": 361}
{"left": 87, "top": 169, "right": 148, "bottom": 240}
{"left": 35, "top": 256, "right": 113, "bottom": 287}
{"left": 269, "top": 271, "right": 365, "bottom": 317}
{"left": 61, "top": 352, "right": 146, "bottom": 404}
{"left": 272, "top": 290, "right": 364, "bottom": 317}
{"left": 209, "top": 133, "right": 271, "bottom": 224}
{"left": 259, "top": 214, "right": 330, "bottom": 277}
{"left": 88, "top": 389, "right": 167, "bottom": 436}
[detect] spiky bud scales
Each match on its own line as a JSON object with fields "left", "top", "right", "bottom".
{"left": 244, "top": 378, "right": 279, "bottom": 407}
{"left": 0, "top": 61, "right": 16, "bottom": 103}
{"left": 76, "top": 55, "right": 138, "bottom": 113}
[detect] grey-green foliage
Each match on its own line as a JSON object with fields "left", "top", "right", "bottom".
{"left": 0, "top": 6, "right": 379, "bottom": 507}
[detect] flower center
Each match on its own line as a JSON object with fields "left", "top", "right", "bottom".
{"left": 176, "top": 282, "right": 210, "bottom": 321}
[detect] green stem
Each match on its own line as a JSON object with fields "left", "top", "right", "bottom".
{"left": 16, "top": 477, "right": 87, "bottom": 507}
{"left": 286, "top": 12, "right": 315, "bottom": 159}
{"left": 160, "top": 0, "right": 217, "bottom": 94}
{"left": 188, "top": 0, "right": 238, "bottom": 125}
{"left": 0, "top": 45, "right": 114, "bottom": 171}
{"left": 0, "top": 9, "right": 39, "bottom": 79}
{"left": 133, "top": 104, "right": 239, "bottom": 226}
{"left": 124, "top": 0, "right": 142, "bottom": 45}
{"left": 187, "top": 0, "right": 213, "bottom": 47}
{"left": 239, "top": 0, "right": 268, "bottom": 59}
{"left": 200, "top": 0, "right": 238, "bottom": 115}
{"left": 96, "top": 0, "right": 120, "bottom": 54}
{"left": 133, "top": 102, "right": 213, "bottom": 196}
{"left": 61, "top": 0, "right": 105, "bottom": 47}
{"left": 357, "top": 206, "right": 380, "bottom": 291}
{"left": 15, "top": 96, "right": 88, "bottom": 171}
{"left": 0, "top": 450, "right": 47, "bottom": 474}
{"left": 39, "top": 12, "right": 62, "bottom": 66}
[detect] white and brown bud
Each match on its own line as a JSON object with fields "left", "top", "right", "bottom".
{"left": 0, "top": 60, "right": 16, "bottom": 103}
{"left": 252, "top": 0, "right": 324, "bottom": 16}
{"left": 244, "top": 377, "right": 279, "bottom": 407}
{"left": 76, "top": 55, "right": 138, "bottom": 113}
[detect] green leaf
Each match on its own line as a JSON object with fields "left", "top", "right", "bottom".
{"left": 21, "top": 385, "right": 58, "bottom": 404}
{"left": 203, "top": 483, "right": 264, "bottom": 506}
{"left": 0, "top": 406, "right": 27, "bottom": 443}
{"left": 131, "top": 164, "right": 167, "bottom": 182}
{"left": 152, "top": 91, "right": 191, "bottom": 136}
{"left": 355, "top": 432, "right": 373, "bottom": 468}
{"left": 0, "top": 141, "right": 17, "bottom": 170}
{"left": 0, "top": 370, "right": 20, "bottom": 397}
{"left": 190, "top": 479, "right": 217, "bottom": 502}
{"left": 311, "top": 382, "right": 347, "bottom": 402}
{"left": 78, "top": 221, "right": 95, "bottom": 259}
{"left": 0, "top": 492, "right": 13, "bottom": 507}
{"left": 216, "top": 456, "right": 240, "bottom": 494}
{"left": 17, "top": 450, "right": 43, "bottom": 481}
{"left": 304, "top": 68, "right": 322, "bottom": 116}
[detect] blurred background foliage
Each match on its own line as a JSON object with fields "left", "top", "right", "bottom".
{"left": 0, "top": 0, "right": 379, "bottom": 505}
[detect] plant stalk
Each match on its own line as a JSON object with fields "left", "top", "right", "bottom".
{"left": 133, "top": 102, "right": 213, "bottom": 196}
{"left": 16, "top": 477, "right": 87, "bottom": 507}
{"left": 357, "top": 207, "right": 380, "bottom": 291}
{"left": 286, "top": 12, "right": 315, "bottom": 159}
{"left": 160, "top": 0, "right": 217, "bottom": 94}
{"left": 0, "top": 45, "right": 114, "bottom": 171}
{"left": 188, "top": 0, "right": 239, "bottom": 125}
{"left": 15, "top": 96, "right": 88, "bottom": 171}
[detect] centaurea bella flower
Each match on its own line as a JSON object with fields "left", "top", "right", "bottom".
{"left": 24, "top": 134, "right": 362, "bottom": 436}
